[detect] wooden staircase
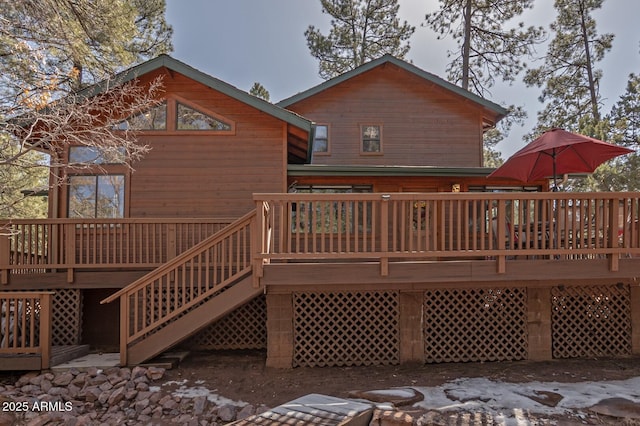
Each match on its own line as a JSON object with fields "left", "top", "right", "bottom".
{"left": 102, "top": 210, "right": 261, "bottom": 365}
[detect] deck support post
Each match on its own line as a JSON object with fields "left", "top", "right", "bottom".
{"left": 631, "top": 284, "right": 640, "bottom": 356}
{"left": 265, "top": 293, "right": 294, "bottom": 368}
{"left": 399, "top": 291, "right": 424, "bottom": 364}
{"left": 40, "top": 292, "right": 53, "bottom": 369}
{"left": 527, "top": 286, "right": 552, "bottom": 361}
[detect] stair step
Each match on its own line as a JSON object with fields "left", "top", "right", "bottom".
{"left": 50, "top": 345, "right": 91, "bottom": 367}
{"left": 141, "top": 351, "right": 190, "bottom": 369}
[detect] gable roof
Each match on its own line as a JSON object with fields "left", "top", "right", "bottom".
{"left": 277, "top": 54, "right": 508, "bottom": 128}
{"left": 76, "top": 54, "right": 313, "bottom": 133}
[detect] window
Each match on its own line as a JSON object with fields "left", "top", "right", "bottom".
{"left": 312, "top": 125, "right": 329, "bottom": 154}
{"left": 176, "top": 102, "right": 232, "bottom": 131}
{"left": 361, "top": 125, "right": 382, "bottom": 153}
{"left": 68, "top": 175, "right": 125, "bottom": 218}
{"left": 290, "top": 185, "right": 372, "bottom": 233}
{"left": 69, "top": 146, "right": 126, "bottom": 164}
{"left": 116, "top": 102, "right": 167, "bottom": 130}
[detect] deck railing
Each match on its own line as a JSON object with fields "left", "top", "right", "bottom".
{"left": 0, "top": 291, "right": 53, "bottom": 369}
{"left": 254, "top": 192, "right": 640, "bottom": 274}
{"left": 101, "top": 211, "right": 255, "bottom": 365}
{"left": 0, "top": 218, "right": 233, "bottom": 283}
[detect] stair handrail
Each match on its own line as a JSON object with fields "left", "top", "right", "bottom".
{"left": 101, "top": 210, "right": 257, "bottom": 358}
{"left": 102, "top": 210, "right": 256, "bottom": 305}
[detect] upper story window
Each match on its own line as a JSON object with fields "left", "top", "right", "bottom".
{"left": 312, "top": 124, "right": 329, "bottom": 154}
{"left": 361, "top": 125, "right": 382, "bottom": 154}
{"left": 69, "top": 146, "right": 126, "bottom": 164}
{"left": 176, "top": 102, "right": 232, "bottom": 131}
{"left": 116, "top": 102, "right": 167, "bottom": 130}
{"left": 114, "top": 98, "right": 235, "bottom": 134}
{"left": 68, "top": 175, "right": 125, "bottom": 218}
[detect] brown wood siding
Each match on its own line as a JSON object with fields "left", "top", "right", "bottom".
{"left": 58, "top": 69, "right": 288, "bottom": 219}
{"left": 286, "top": 63, "right": 484, "bottom": 167}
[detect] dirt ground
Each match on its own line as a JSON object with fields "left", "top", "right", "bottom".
{"left": 163, "top": 350, "right": 640, "bottom": 423}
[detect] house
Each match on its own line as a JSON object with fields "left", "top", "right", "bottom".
{"left": 1, "top": 55, "right": 639, "bottom": 370}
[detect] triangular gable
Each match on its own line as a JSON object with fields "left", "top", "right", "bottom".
{"left": 73, "top": 55, "right": 314, "bottom": 163}
{"left": 277, "top": 54, "right": 508, "bottom": 130}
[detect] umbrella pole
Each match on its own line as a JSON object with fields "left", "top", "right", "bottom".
{"left": 552, "top": 148, "right": 558, "bottom": 192}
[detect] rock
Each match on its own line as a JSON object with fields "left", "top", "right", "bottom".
{"left": 521, "top": 390, "right": 564, "bottom": 408}
{"left": 53, "top": 372, "right": 74, "bottom": 387}
{"left": 589, "top": 397, "right": 640, "bottom": 420}
{"left": 348, "top": 388, "right": 424, "bottom": 406}
{"left": 40, "top": 379, "right": 52, "bottom": 393}
{"left": 131, "top": 366, "right": 147, "bottom": 379}
{"left": 146, "top": 366, "right": 165, "bottom": 381}
{"left": 237, "top": 404, "right": 255, "bottom": 420}
{"left": 370, "top": 409, "right": 415, "bottom": 425}
{"left": 0, "top": 411, "right": 16, "bottom": 426}
{"left": 135, "top": 398, "right": 150, "bottom": 413}
{"left": 107, "top": 387, "right": 126, "bottom": 406}
{"left": 193, "top": 396, "right": 207, "bottom": 415}
{"left": 217, "top": 404, "right": 237, "bottom": 422}
{"left": 135, "top": 381, "right": 150, "bottom": 391}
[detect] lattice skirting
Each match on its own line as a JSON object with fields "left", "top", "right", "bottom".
{"left": 186, "top": 295, "right": 267, "bottom": 350}
{"left": 551, "top": 284, "right": 632, "bottom": 359}
{"left": 292, "top": 291, "right": 400, "bottom": 367}
{"left": 53, "top": 289, "right": 83, "bottom": 346}
{"left": 424, "top": 288, "right": 528, "bottom": 363}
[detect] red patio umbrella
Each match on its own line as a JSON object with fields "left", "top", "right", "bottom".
{"left": 488, "top": 128, "right": 634, "bottom": 190}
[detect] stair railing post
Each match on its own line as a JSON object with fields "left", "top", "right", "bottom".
{"left": 608, "top": 196, "right": 620, "bottom": 271}
{"left": 120, "top": 295, "right": 129, "bottom": 366}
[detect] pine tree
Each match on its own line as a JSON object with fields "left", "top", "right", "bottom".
{"left": 249, "top": 83, "right": 271, "bottom": 102}
{"left": 0, "top": 0, "right": 172, "bottom": 218}
{"left": 425, "top": 0, "right": 544, "bottom": 165}
{"left": 523, "top": 0, "right": 613, "bottom": 134}
{"left": 305, "top": 0, "right": 415, "bottom": 80}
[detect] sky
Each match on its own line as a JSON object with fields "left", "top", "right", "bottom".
{"left": 164, "top": 0, "right": 640, "bottom": 159}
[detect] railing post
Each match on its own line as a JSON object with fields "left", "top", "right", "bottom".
{"left": 380, "top": 194, "right": 390, "bottom": 276}
{"left": 120, "top": 295, "right": 129, "bottom": 366}
{"left": 39, "top": 292, "right": 53, "bottom": 369}
{"left": 608, "top": 198, "right": 620, "bottom": 271}
{"left": 167, "top": 224, "right": 177, "bottom": 260}
{"left": 496, "top": 199, "right": 507, "bottom": 273}
{"left": 251, "top": 211, "right": 262, "bottom": 289}
{"left": 0, "top": 231, "right": 9, "bottom": 285}
{"left": 64, "top": 223, "right": 76, "bottom": 283}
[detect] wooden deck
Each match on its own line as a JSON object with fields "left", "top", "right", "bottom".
{"left": 2, "top": 192, "right": 639, "bottom": 366}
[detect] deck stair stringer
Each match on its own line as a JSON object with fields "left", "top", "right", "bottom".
{"left": 101, "top": 210, "right": 260, "bottom": 366}
{"left": 127, "top": 275, "right": 261, "bottom": 365}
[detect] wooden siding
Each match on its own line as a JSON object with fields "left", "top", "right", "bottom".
{"left": 56, "top": 69, "right": 290, "bottom": 219}
{"left": 285, "top": 63, "right": 485, "bottom": 167}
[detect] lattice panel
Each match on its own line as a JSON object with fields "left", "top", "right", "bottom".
{"left": 424, "top": 288, "right": 528, "bottom": 363}
{"left": 551, "top": 284, "right": 632, "bottom": 359}
{"left": 186, "top": 295, "right": 266, "bottom": 350}
{"left": 292, "top": 291, "right": 400, "bottom": 367}
{"left": 52, "top": 289, "right": 83, "bottom": 346}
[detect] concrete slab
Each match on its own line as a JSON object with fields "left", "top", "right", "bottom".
{"left": 50, "top": 352, "right": 120, "bottom": 371}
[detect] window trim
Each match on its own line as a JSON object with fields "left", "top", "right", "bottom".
{"left": 360, "top": 124, "right": 383, "bottom": 155}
